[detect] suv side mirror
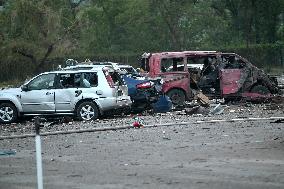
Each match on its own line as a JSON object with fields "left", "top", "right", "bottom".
{"left": 21, "top": 85, "right": 29, "bottom": 91}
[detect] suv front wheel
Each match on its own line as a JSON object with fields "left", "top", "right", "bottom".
{"left": 0, "top": 103, "right": 18, "bottom": 124}
{"left": 76, "top": 101, "right": 99, "bottom": 121}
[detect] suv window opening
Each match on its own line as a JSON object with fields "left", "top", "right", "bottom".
{"left": 28, "top": 73, "right": 56, "bottom": 90}
{"left": 59, "top": 72, "right": 98, "bottom": 89}
{"left": 109, "top": 72, "right": 124, "bottom": 86}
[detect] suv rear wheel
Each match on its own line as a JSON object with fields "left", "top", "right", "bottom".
{"left": 0, "top": 103, "right": 18, "bottom": 124}
{"left": 76, "top": 102, "right": 99, "bottom": 121}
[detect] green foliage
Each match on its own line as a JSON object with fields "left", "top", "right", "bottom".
{"left": 221, "top": 43, "right": 284, "bottom": 69}
{"left": 0, "top": 0, "right": 283, "bottom": 82}
{"left": 0, "top": 0, "right": 80, "bottom": 72}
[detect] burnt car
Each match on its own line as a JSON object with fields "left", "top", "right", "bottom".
{"left": 140, "top": 51, "right": 280, "bottom": 105}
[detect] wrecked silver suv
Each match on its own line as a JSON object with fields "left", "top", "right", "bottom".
{"left": 0, "top": 67, "right": 132, "bottom": 123}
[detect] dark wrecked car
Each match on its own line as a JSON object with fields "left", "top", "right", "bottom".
{"left": 110, "top": 64, "right": 172, "bottom": 113}
{"left": 118, "top": 65, "right": 139, "bottom": 76}
{"left": 140, "top": 51, "right": 280, "bottom": 105}
{"left": 122, "top": 74, "right": 172, "bottom": 113}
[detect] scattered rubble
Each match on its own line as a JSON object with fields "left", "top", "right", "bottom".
{"left": 0, "top": 100, "right": 283, "bottom": 138}
{"left": 209, "top": 103, "right": 224, "bottom": 115}
{"left": 0, "top": 149, "right": 16, "bottom": 156}
{"left": 195, "top": 92, "right": 210, "bottom": 107}
{"left": 184, "top": 106, "right": 209, "bottom": 115}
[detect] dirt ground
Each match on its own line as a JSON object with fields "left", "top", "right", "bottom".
{"left": 0, "top": 102, "right": 284, "bottom": 189}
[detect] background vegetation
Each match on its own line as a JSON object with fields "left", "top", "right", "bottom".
{"left": 0, "top": 0, "right": 283, "bottom": 82}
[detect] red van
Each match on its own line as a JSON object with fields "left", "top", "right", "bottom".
{"left": 140, "top": 51, "right": 280, "bottom": 105}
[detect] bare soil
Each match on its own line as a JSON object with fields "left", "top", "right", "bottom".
{"left": 0, "top": 103, "right": 284, "bottom": 189}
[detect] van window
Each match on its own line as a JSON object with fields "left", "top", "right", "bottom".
{"left": 140, "top": 58, "right": 150, "bottom": 72}
{"left": 161, "top": 57, "right": 184, "bottom": 72}
{"left": 223, "top": 55, "right": 245, "bottom": 69}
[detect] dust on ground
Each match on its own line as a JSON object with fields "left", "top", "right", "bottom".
{"left": 0, "top": 103, "right": 284, "bottom": 189}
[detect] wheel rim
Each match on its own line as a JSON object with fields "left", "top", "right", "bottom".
{"left": 170, "top": 92, "right": 184, "bottom": 105}
{"left": 0, "top": 106, "right": 14, "bottom": 122}
{"left": 171, "top": 93, "right": 180, "bottom": 104}
{"left": 79, "top": 105, "right": 95, "bottom": 120}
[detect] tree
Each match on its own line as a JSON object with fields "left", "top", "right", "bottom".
{"left": 0, "top": 0, "right": 82, "bottom": 73}
{"left": 211, "top": 0, "right": 284, "bottom": 46}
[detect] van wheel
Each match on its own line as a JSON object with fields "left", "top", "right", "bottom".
{"left": 251, "top": 85, "right": 270, "bottom": 95}
{"left": 76, "top": 102, "right": 99, "bottom": 121}
{"left": 167, "top": 89, "right": 185, "bottom": 106}
{"left": 0, "top": 103, "right": 18, "bottom": 124}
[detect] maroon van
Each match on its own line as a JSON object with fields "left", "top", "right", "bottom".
{"left": 140, "top": 51, "right": 280, "bottom": 105}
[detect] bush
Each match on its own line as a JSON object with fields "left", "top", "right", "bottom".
{"left": 1, "top": 43, "right": 283, "bottom": 83}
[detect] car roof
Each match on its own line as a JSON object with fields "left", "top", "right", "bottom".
{"left": 151, "top": 51, "right": 217, "bottom": 58}
{"left": 63, "top": 65, "right": 107, "bottom": 70}
{"left": 64, "top": 62, "right": 120, "bottom": 70}
{"left": 149, "top": 51, "right": 239, "bottom": 58}
{"left": 44, "top": 66, "right": 116, "bottom": 74}
{"left": 118, "top": 65, "right": 133, "bottom": 67}
{"left": 44, "top": 70, "right": 98, "bottom": 74}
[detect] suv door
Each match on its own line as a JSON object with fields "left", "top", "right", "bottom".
{"left": 21, "top": 73, "right": 56, "bottom": 113}
{"left": 54, "top": 73, "right": 77, "bottom": 112}
{"left": 54, "top": 72, "right": 97, "bottom": 112}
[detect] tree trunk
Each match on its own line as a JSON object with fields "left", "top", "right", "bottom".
{"left": 13, "top": 48, "right": 37, "bottom": 65}
{"left": 34, "top": 44, "right": 54, "bottom": 74}
{"left": 159, "top": 2, "right": 182, "bottom": 51}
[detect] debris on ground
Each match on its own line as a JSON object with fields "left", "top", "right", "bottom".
{"left": 132, "top": 115, "right": 144, "bottom": 128}
{"left": 0, "top": 149, "right": 16, "bottom": 156}
{"left": 0, "top": 100, "right": 283, "bottom": 137}
{"left": 209, "top": 103, "right": 224, "bottom": 115}
{"left": 270, "top": 96, "right": 284, "bottom": 104}
{"left": 184, "top": 106, "right": 209, "bottom": 115}
{"left": 195, "top": 91, "right": 210, "bottom": 107}
{"left": 271, "top": 119, "right": 284, "bottom": 123}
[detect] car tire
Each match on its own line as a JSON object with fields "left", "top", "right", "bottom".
{"left": 250, "top": 85, "right": 270, "bottom": 95}
{"left": 167, "top": 89, "right": 186, "bottom": 106}
{"left": 0, "top": 103, "right": 18, "bottom": 124}
{"left": 76, "top": 101, "right": 99, "bottom": 121}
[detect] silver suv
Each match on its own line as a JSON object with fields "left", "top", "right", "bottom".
{"left": 0, "top": 67, "right": 132, "bottom": 123}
